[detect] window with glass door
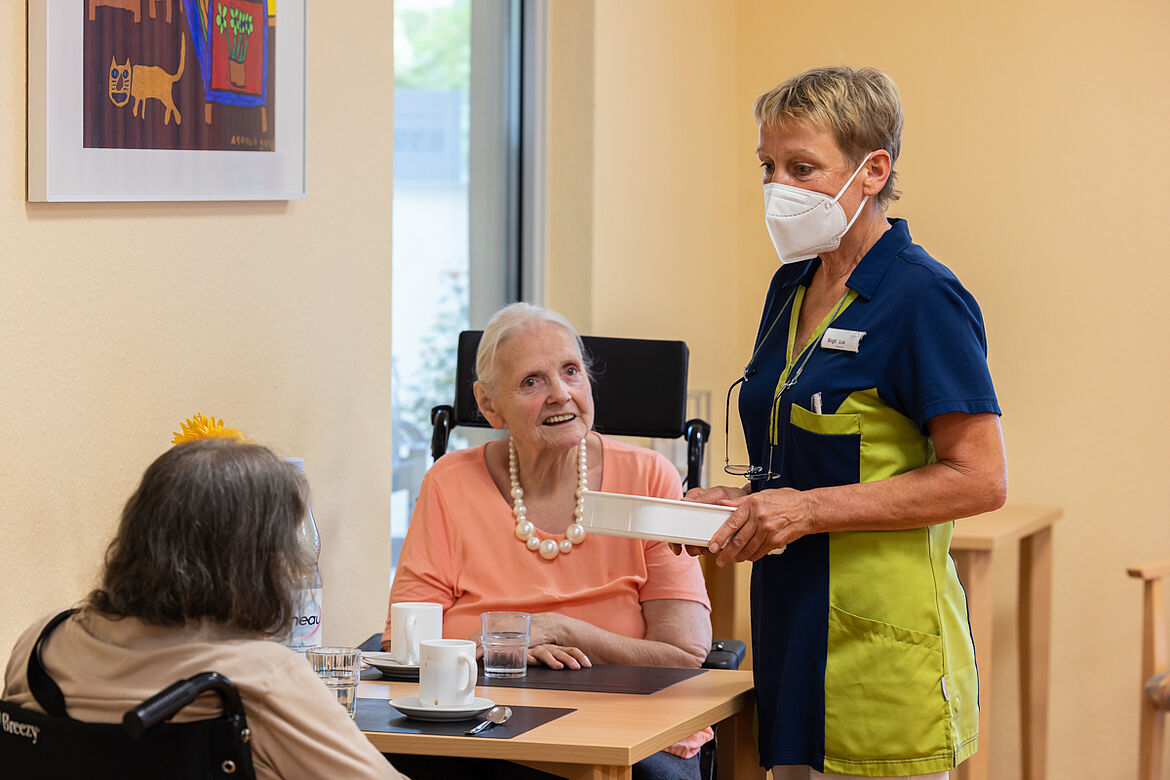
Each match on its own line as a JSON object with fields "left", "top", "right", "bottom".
{"left": 391, "top": 0, "right": 543, "bottom": 573}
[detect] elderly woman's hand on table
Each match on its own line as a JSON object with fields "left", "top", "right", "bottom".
{"left": 528, "top": 644, "right": 592, "bottom": 670}
{"left": 524, "top": 604, "right": 710, "bottom": 670}
{"left": 527, "top": 613, "right": 591, "bottom": 669}
{"left": 469, "top": 621, "right": 592, "bottom": 670}
{"left": 470, "top": 605, "right": 708, "bottom": 671}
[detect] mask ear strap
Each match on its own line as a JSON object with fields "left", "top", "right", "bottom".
{"left": 833, "top": 151, "right": 877, "bottom": 202}
{"left": 834, "top": 151, "right": 878, "bottom": 233}
{"left": 842, "top": 194, "right": 870, "bottom": 234}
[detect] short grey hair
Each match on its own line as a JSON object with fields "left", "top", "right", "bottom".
{"left": 475, "top": 302, "right": 589, "bottom": 389}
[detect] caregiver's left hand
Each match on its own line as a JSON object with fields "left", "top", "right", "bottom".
{"left": 708, "top": 487, "right": 812, "bottom": 566}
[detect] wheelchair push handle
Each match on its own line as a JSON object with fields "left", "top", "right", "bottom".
{"left": 430, "top": 405, "right": 454, "bottom": 461}
{"left": 683, "top": 418, "right": 711, "bottom": 492}
{"left": 122, "top": 672, "right": 245, "bottom": 739}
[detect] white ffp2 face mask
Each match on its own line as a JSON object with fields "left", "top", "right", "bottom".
{"left": 763, "top": 153, "right": 875, "bottom": 264}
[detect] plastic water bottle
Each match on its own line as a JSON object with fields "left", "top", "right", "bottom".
{"left": 285, "top": 457, "right": 323, "bottom": 653}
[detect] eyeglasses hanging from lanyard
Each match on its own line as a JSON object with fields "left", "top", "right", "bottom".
{"left": 723, "top": 286, "right": 854, "bottom": 481}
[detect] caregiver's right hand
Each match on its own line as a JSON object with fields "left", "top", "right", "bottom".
{"left": 671, "top": 485, "right": 752, "bottom": 556}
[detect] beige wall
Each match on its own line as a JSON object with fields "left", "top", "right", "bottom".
{"left": 547, "top": 0, "right": 758, "bottom": 662}
{"left": 549, "top": 0, "right": 1170, "bottom": 777}
{"left": 0, "top": 5, "right": 394, "bottom": 655}
{"left": 547, "top": 0, "right": 748, "bottom": 464}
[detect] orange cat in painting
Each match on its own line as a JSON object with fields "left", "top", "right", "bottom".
{"left": 108, "top": 35, "right": 186, "bottom": 126}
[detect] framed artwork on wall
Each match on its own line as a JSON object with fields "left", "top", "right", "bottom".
{"left": 28, "top": 0, "right": 306, "bottom": 201}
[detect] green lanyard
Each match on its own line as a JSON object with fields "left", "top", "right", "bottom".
{"left": 768, "top": 286, "right": 858, "bottom": 443}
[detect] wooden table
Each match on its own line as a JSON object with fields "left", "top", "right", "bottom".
{"left": 951, "top": 505, "right": 1061, "bottom": 780}
{"left": 359, "top": 669, "right": 762, "bottom": 780}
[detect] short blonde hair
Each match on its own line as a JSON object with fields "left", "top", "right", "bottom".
{"left": 475, "top": 302, "right": 590, "bottom": 389}
{"left": 754, "top": 66, "right": 903, "bottom": 207}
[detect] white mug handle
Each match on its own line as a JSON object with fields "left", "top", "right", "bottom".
{"left": 403, "top": 615, "right": 417, "bottom": 664}
{"left": 457, "top": 654, "right": 477, "bottom": 700}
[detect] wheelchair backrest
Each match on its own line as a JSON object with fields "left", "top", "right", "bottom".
{"left": 451, "top": 330, "right": 691, "bottom": 439}
{"left": 0, "top": 610, "right": 256, "bottom": 780}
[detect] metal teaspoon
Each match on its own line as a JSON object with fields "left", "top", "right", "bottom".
{"left": 465, "top": 705, "right": 512, "bottom": 735}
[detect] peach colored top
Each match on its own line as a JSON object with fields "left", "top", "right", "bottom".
{"left": 385, "top": 435, "right": 711, "bottom": 642}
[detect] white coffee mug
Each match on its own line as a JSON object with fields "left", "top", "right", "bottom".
{"left": 389, "top": 601, "right": 443, "bottom": 665}
{"left": 418, "top": 639, "right": 478, "bottom": 708}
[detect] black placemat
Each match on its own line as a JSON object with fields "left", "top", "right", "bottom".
{"left": 477, "top": 663, "right": 705, "bottom": 694}
{"left": 361, "top": 665, "right": 417, "bottom": 682}
{"left": 355, "top": 698, "right": 574, "bottom": 739}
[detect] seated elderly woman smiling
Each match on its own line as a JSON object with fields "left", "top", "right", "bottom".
{"left": 383, "top": 302, "right": 713, "bottom": 780}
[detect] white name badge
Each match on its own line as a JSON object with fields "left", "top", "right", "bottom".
{"left": 821, "top": 327, "right": 865, "bottom": 353}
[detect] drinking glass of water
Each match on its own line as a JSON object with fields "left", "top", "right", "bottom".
{"left": 306, "top": 646, "right": 361, "bottom": 718}
{"left": 480, "top": 611, "right": 530, "bottom": 678}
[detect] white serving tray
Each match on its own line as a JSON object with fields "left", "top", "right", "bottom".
{"left": 581, "top": 490, "right": 732, "bottom": 547}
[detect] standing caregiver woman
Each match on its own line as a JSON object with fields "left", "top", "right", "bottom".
{"left": 685, "top": 67, "right": 1007, "bottom": 778}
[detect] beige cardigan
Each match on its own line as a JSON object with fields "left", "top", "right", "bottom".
{"left": 3, "top": 609, "right": 408, "bottom": 780}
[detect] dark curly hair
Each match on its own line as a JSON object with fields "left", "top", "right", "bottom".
{"left": 86, "top": 438, "right": 310, "bottom": 637}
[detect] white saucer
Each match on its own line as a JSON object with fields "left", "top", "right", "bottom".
{"left": 389, "top": 696, "right": 495, "bottom": 722}
{"left": 362, "top": 652, "right": 420, "bottom": 674}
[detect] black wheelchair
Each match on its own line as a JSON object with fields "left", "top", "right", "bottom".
{"left": 0, "top": 609, "right": 256, "bottom": 780}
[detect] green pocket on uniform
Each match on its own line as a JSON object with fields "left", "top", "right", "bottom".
{"left": 790, "top": 402, "right": 860, "bottom": 436}
{"left": 786, "top": 404, "right": 861, "bottom": 489}
{"left": 823, "top": 605, "right": 951, "bottom": 765}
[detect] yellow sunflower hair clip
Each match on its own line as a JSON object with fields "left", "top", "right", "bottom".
{"left": 172, "top": 413, "right": 249, "bottom": 444}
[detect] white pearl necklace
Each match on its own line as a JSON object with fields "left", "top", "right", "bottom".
{"left": 509, "top": 437, "right": 588, "bottom": 561}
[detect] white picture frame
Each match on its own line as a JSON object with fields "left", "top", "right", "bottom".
{"left": 28, "top": 0, "right": 306, "bottom": 202}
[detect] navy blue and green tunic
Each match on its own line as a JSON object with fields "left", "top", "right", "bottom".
{"left": 739, "top": 218, "right": 1000, "bottom": 776}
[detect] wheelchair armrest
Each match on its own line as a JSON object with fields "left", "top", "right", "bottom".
{"left": 122, "top": 672, "right": 245, "bottom": 739}
{"left": 701, "top": 638, "right": 746, "bottom": 670}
